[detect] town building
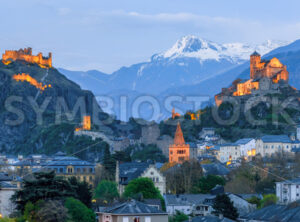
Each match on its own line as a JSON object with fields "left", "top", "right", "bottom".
{"left": 0, "top": 173, "right": 19, "bottom": 217}
{"left": 276, "top": 178, "right": 300, "bottom": 204}
{"left": 164, "top": 193, "right": 255, "bottom": 217}
{"left": 255, "top": 135, "right": 293, "bottom": 157}
{"left": 96, "top": 200, "right": 168, "bottom": 222}
{"left": 234, "top": 138, "right": 256, "bottom": 159}
{"left": 169, "top": 122, "right": 190, "bottom": 164}
{"left": 219, "top": 143, "right": 240, "bottom": 164}
{"left": 116, "top": 162, "right": 166, "bottom": 195}
{"left": 164, "top": 194, "right": 215, "bottom": 216}
{"left": 42, "top": 154, "right": 95, "bottom": 186}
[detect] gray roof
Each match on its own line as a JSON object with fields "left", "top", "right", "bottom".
{"left": 0, "top": 181, "right": 17, "bottom": 188}
{"left": 42, "top": 156, "right": 94, "bottom": 167}
{"left": 164, "top": 194, "right": 216, "bottom": 206}
{"left": 202, "top": 163, "right": 230, "bottom": 176}
{"left": 260, "top": 135, "right": 292, "bottom": 143}
{"left": 188, "top": 216, "right": 234, "bottom": 222}
{"left": 276, "top": 178, "right": 300, "bottom": 184}
{"left": 251, "top": 51, "right": 260, "bottom": 56}
{"left": 234, "top": 138, "right": 254, "bottom": 145}
{"left": 101, "top": 200, "right": 167, "bottom": 215}
{"left": 243, "top": 203, "right": 300, "bottom": 221}
{"left": 119, "top": 162, "right": 150, "bottom": 185}
{"left": 0, "top": 173, "right": 12, "bottom": 181}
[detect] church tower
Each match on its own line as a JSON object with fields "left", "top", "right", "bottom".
{"left": 250, "top": 51, "right": 261, "bottom": 79}
{"left": 169, "top": 122, "right": 190, "bottom": 164}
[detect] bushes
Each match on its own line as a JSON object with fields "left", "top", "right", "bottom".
{"left": 65, "top": 197, "right": 95, "bottom": 222}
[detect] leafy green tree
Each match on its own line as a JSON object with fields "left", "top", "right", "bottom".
{"left": 213, "top": 194, "right": 239, "bottom": 220}
{"left": 94, "top": 180, "right": 119, "bottom": 204}
{"left": 123, "top": 177, "right": 165, "bottom": 210}
{"left": 11, "top": 171, "right": 75, "bottom": 212}
{"left": 247, "top": 196, "right": 261, "bottom": 208}
{"left": 123, "top": 177, "right": 161, "bottom": 199}
{"left": 68, "top": 177, "right": 93, "bottom": 208}
{"left": 260, "top": 194, "right": 277, "bottom": 208}
{"left": 65, "top": 197, "right": 95, "bottom": 222}
{"left": 112, "top": 151, "right": 131, "bottom": 163}
{"left": 102, "top": 144, "right": 116, "bottom": 177}
{"left": 169, "top": 211, "right": 188, "bottom": 222}
{"left": 194, "top": 175, "right": 225, "bottom": 193}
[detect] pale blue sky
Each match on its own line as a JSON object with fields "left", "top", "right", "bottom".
{"left": 1, "top": 0, "right": 300, "bottom": 73}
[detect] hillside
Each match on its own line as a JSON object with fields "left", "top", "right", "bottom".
{"left": 0, "top": 59, "right": 114, "bottom": 158}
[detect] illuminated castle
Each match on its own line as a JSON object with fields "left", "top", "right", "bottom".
{"left": 75, "top": 116, "right": 91, "bottom": 131}
{"left": 169, "top": 122, "right": 190, "bottom": 164}
{"left": 215, "top": 52, "right": 289, "bottom": 106}
{"left": 2, "top": 47, "right": 52, "bottom": 68}
{"left": 171, "top": 108, "right": 181, "bottom": 119}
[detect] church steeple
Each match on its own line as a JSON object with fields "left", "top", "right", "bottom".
{"left": 174, "top": 122, "right": 185, "bottom": 145}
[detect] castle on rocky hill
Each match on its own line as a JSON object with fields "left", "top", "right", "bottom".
{"left": 2, "top": 47, "right": 52, "bottom": 68}
{"left": 215, "top": 52, "right": 289, "bottom": 106}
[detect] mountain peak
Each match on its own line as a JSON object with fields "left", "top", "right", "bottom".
{"left": 154, "top": 36, "right": 288, "bottom": 63}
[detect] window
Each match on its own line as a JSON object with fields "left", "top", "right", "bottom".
{"left": 150, "top": 171, "right": 154, "bottom": 175}
{"left": 145, "top": 217, "right": 151, "bottom": 222}
{"left": 83, "top": 168, "right": 86, "bottom": 173}
{"left": 133, "top": 217, "right": 140, "bottom": 222}
{"left": 59, "top": 168, "right": 63, "bottom": 173}
{"left": 89, "top": 176, "right": 93, "bottom": 181}
{"left": 89, "top": 168, "right": 93, "bottom": 173}
{"left": 123, "top": 217, "right": 129, "bottom": 222}
{"left": 77, "top": 168, "right": 81, "bottom": 173}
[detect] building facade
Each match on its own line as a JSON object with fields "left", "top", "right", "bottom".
{"left": 276, "top": 178, "right": 300, "bottom": 204}
{"left": 255, "top": 135, "right": 292, "bottom": 157}
{"left": 97, "top": 200, "right": 168, "bottom": 222}
{"left": 116, "top": 162, "right": 166, "bottom": 195}
{"left": 43, "top": 154, "right": 95, "bottom": 186}
{"left": 169, "top": 122, "right": 190, "bottom": 164}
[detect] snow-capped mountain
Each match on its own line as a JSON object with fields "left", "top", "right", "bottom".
{"left": 153, "top": 35, "right": 287, "bottom": 63}
{"left": 58, "top": 36, "right": 289, "bottom": 120}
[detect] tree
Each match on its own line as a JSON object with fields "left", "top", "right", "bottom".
{"left": 123, "top": 177, "right": 161, "bottom": 199}
{"left": 112, "top": 151, "right": 131, "bottom": 163}
{"left": 260, "top": 194, "right": 277, "bottom": 208}
{"left": 68, "top": 177, "right": 93, "bottom": 208}
{"left": 123, "top": 177, "right": 165, "bottom": 210}
{"left": 65, "top": 197, "right": 95, "bottom": 222}
{"left": 94, "top": 180, "right": 119, "bottom": 204}
{"left": 194, "top": 175, "right": 225, "bottom": 193}
{"left": 213, "top": 194, "right": 239, "bottom": 220}
{"left": 35, "top": 200, "right": 69, "bottom": 222}
{"left": 102, "top": 144, "right": 116, "bottom": 178}
{"left": 169, "top": 211, "right": 188, "bottom": 222}
{"left": 164, "top": 160, "right": 203, "bottom": 194}
{"left": 11, "top": 171, "right": 75, "bottom": 212}
{"left": 131, "top": 144, "right": 167, "bottom": 162}
{"left": 247, "top": 196, "right": 261, "bottom": 208}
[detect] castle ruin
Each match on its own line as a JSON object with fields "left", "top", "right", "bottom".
{"left": 215, "top": 52, "right": 289, "bottom": 106}
{"left": 2, "top": 47, "right": 52, "bottom": 68}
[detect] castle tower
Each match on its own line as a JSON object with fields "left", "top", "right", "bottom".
{"left": 82, "top": 116, "right": 91, "bottom": 130}
{"left": 250, "top": 51, "right": 261, "bottom": 79}
{"left": 169, "top": 122, "right": 190, "bottom": 164}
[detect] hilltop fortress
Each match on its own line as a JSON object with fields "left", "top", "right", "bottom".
{"left": 215, "top": 52, "right": 290, "bottom": 106}
{"left": 2, "top": 47, "right": 52, "bottom": 68}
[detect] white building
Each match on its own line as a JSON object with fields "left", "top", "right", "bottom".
{"left": 164, "top": 194, "right": 214, "bottom": 216}
{"left": 234, "top": 138, "right": 256, "bottom": 158}
{"left": 256, "top": 135, "right": 292, "bottom": 157}
{"left": 219, "top": 143, "right": 240, "bottom": 163}
{"left": 117, "top": 162, "right": 166, "bottom": 195}
{"left": 0, "top": 181, "right": 18, "bottom": 217}
{"left": 276, "top": 178, "right": 300, "bottom": 204}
